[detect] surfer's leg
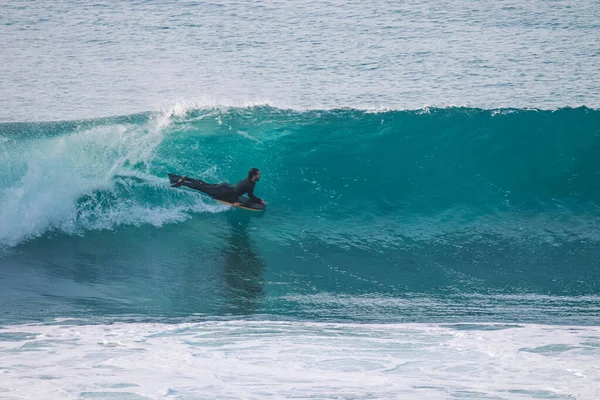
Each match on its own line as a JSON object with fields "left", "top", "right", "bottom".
{"left": 216, "top": 184, "right": 235, "bottom": 198}
{"left": 195, "top": 183, "right": 231, "bottom": 198}
{"left": 207, "top": 184, "right": 236, "bottom": 201}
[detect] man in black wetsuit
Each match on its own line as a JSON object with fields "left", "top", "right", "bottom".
{"left": 173, "top": 168, "right": 266, "bottom": 205}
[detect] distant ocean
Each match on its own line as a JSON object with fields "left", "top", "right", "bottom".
{"left": 1, "top": 1, "right": 600, "bottom": 399}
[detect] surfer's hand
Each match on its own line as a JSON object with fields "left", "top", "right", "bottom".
{"left": 260, "top": 200, "right": 267, "bottom": 205}
{"left": 234, "top": 202, "right": 241, "bottom": 206}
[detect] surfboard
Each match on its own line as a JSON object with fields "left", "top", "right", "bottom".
{"left": 168, "top": 173, "right": 266, "bottom": 211}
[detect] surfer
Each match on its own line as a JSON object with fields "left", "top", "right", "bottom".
{"left": 173, "top": 168, "right": 266, "bottom": 206}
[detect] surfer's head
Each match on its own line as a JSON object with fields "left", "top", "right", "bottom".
{"left": 248, "top": 168, "right": 261, "bottom": 182}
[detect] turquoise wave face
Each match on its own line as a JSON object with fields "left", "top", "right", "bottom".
{"left": 1, "top": 106, "right": 599, "bottom": 323}
{"left": 164, "top": 106, "right": 600, "bottom": 216}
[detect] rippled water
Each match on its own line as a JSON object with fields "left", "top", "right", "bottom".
{"left": 2, "top": 0, "right": 600, "bottom": 121}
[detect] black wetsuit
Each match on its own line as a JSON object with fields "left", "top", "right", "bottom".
{"left": 232, "top": 178, "right": 262, "bottom": 203}
{"left": 199, "top": 178, "right": 262, "bottom": 203}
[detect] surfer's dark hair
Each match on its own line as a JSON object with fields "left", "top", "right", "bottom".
{"left": 248, "top": 168, "right": 260, "bottom": 179}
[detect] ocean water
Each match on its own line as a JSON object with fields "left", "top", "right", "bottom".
{"left": 2, "top": 1, "right": 600, "bottom": 399}
{"left": 2, "top": 0, "right": 600, "bottom": 120}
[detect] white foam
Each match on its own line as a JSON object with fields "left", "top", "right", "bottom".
{"left": 0, "top": 320, "right": 598, "bottom": 399}
{"left": 0, "top": 110, "right": 223, "bottom": 248}
{"left": 156, "top": 97, "right": 277, "bottom": 119}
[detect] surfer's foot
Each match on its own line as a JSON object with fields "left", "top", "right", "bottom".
{"left": 172, "top": 175, "right": 186, "bottom": 187}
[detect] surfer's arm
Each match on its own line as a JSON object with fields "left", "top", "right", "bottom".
{"left": 247, "top": 185, "right": 262, "bottom": 203}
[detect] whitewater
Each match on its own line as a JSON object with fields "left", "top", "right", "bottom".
{"left": 2, "top": 0, "right": 600, "bottom": 399}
